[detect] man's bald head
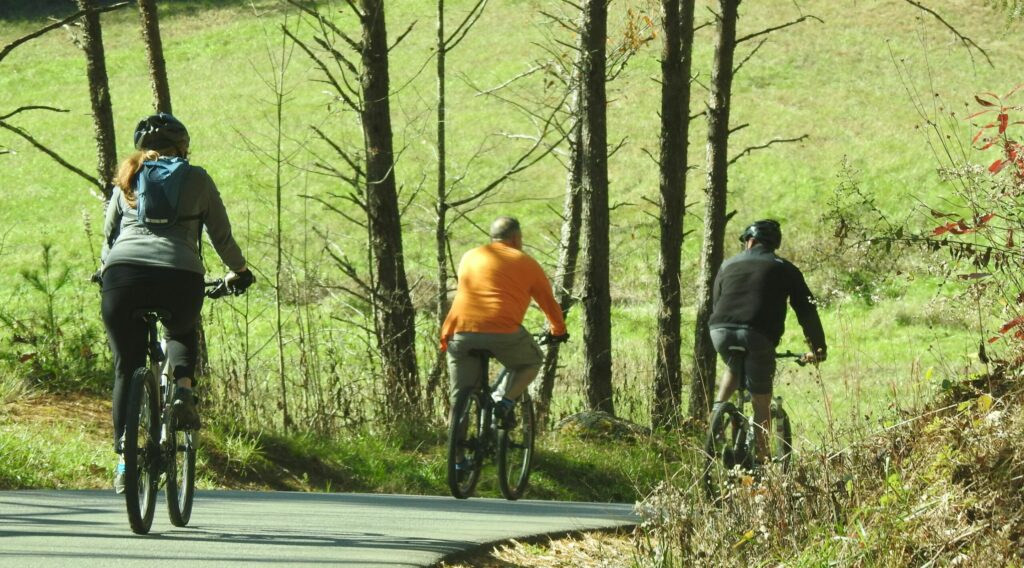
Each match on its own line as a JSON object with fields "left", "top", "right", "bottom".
{"left": 489, "top": 217, "right": 521, "bottom": 240}
{"left": 489, "top": 216, "right": 523, "bottom": 250}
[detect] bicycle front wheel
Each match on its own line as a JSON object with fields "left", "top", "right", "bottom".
{"left": 123, "top": 368, "right": 159, "bottom": 534}
{"left": 165, "top": 423, "right": 196, "bottom": 527}
{"left": 702, "top": 401, "right": 747, "bottom": 501}
{"left": 447, "top": 388, "right": 484, "bottom": 499}
{"left": 770, "top": 399, "right": 793, "bottom": 470}
{"left": 497, "top": 393, "right": 535, "bottom": 500}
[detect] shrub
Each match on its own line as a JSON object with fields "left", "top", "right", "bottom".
{"left": 0, "top": 244, "right": 108, "bottom": 392}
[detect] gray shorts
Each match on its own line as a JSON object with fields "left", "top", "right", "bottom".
{"left": 710, "top": 326, "right": 776, "bottom": 395}
{"left": 445, "top": 327, "right": 543, "bottom": 400}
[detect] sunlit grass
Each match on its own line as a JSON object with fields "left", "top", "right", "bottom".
{"left": 0, "top": 1, "right": 1018, "bottom": 446}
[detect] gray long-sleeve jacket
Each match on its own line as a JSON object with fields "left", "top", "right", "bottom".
{"left": 101, "top": 164, "right": 246, "bottom": 275}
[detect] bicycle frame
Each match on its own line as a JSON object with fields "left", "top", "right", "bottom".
{"left": 121, "top": 278, "right": 229, "bottom": 532}
{"left": 447, "top": 332, "right": 561, "bottom": 500}
{"left": 466, "top": 351, "right": 506, "bottom": 454}
{"left": 703, "top": 348, "right": 800, "bottom": 499}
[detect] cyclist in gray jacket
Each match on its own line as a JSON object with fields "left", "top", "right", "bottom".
{"left": 709, "top": 219, "right": 826, "bottom": 465}
{"left": 99, "top": 113, "right": 253, "bottom": 494}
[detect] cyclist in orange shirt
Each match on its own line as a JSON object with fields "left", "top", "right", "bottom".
{"left": 441, "top": 216, "right": 568, "bottom": 428}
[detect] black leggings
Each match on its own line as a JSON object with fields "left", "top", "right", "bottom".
{"left": 101, "top": 264, "right": 204, "bottom": 451}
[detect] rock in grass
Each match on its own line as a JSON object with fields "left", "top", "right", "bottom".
{"left": 555, "top": 410, "right": 650, "bottom": 441}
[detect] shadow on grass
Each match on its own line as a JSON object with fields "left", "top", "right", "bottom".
{"left": 0, "top": 0, "right": 273, "bottom": 22}
{"left": 199, "top": 424, "right": 663, "bottom": 503}
{"left": 202, "top": 430, "right": 359, "bottom": 492}
{"left": 529, "top": 446, "right": 646, "bottom": 503}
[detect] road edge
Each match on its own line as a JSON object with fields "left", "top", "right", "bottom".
{"left": 430, "top": 524, "right": 638, "bottom": 567}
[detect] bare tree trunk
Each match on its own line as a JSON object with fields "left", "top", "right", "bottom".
{"left": 269, "top": 28, "right": 292, "bottom": 433}
{"left": 578, "top": 0, "right": 613, "bottom": 415}
{"left": 652, "top": 0, "right": 696, "bottom": 430}
{"left": 137, "top": 0, "right": 172, "bottom": 114}
{"left": 536, "top": 111, "right": 582, "bottom": 427}
{"left": 426, "top": 0, "right": 451, "bottom": 407}
{"left": 76, "top": 0, "right": 117, "bottom": 199}
{"left": 689, "top": 0, "right": 740, "bottom": 423}
{"left": 359, "top": 0, "right": 420, "bottom": 414}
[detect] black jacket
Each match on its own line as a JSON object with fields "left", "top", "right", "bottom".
{"left": 709, "top": 244, "right": 827, "bottom": 355}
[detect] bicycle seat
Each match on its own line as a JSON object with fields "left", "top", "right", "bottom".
{"left": 132, "top": 308, "right": 171, "bottom": 321}
{"left": 467, "top": 348, "right": 494, "bottom": 359}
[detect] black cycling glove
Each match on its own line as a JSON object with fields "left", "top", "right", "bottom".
{"left": 228, "top": 270, "right": 255, "bottom": 295}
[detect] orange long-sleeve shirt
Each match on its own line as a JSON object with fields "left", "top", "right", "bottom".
{"left": 440, "top": 242, "right": 567, "bottom": 350}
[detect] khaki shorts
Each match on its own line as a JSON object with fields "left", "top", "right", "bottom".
{"left": 445, "top": 328, "right": 543, "bottom": 401}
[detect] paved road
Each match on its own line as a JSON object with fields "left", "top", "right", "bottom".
{"left": 0, "top": 490, "right": 637, "bottom": 567}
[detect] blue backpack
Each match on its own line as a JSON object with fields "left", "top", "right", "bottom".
{"left": 135, "top": 156, "right": 196, "bottom": 228}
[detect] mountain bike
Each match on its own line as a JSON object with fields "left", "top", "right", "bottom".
{"left": 702, "top": 349, "right": 806, "bottom": 500}
{"left": 121, "top": 279, "right": 234, "bottom": 534}
{"left": 447, "top": 332, "right": 568, "bottom": 501}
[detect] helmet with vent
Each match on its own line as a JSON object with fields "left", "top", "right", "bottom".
{"left": 133, "top": 113, "right": 189, "bottom": 151}
{"left": 738, "top": 219, "right": 782, "bottom": 250}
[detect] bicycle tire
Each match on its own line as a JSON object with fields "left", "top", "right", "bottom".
{"left": 123, "top": 368, "right": 159, "bottom": 534}
{"left": 702, "top": 401, "right": 746, "bottom": 500}
{"left": 165, "top": 423, "right": 196, "bottom": 527}
{"left": 497, "top": 392, "right": 535, "bottom": 501}
{"left": 447, "top": 388, "right": 484, "bottom": 499}
{"left": 770, "top": 400, "right": 793, "bottom": 470}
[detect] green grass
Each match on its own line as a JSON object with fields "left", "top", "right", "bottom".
{"left": 1, "top": 0, "right": 1021, "bottom": 456}
{"left": 0, "top": 426, "right": 108, "bottom": 489}
{"left": 0, "top": 388, "right": 670, "bottom": 502}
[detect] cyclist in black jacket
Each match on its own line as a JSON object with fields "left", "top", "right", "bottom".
{"left": 709, "top": 219, "right": 827, "bottom": 463}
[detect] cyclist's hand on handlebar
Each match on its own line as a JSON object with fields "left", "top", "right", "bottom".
{"left": 538, "top": 332, "right": 570, "bottom": 345}
{"left": 224, "top": 268, "right": 255, "bottom": 295}
{"left": 802, "top": 350, "right": 826, "bottom": 365}
{"left": 90, "top": 269, "right": 103, "bottom": 287}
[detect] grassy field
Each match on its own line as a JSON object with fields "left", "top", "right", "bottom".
{"left": 1, "top": 0, "right": 1022, "bottom": 502}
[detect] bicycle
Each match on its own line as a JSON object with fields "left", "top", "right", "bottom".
{"left": 702, "top": 349, "right": 806, "bottom": 500}
{"left": 119, "top": 278, "right": 235, "bottom": 534}
{"left": 446, "top": 332, "right": 567, "bottom": 501}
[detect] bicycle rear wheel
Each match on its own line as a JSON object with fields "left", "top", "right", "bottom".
{"left": 165, "top": 423, "right": 196, "bottom": 527}
{"left": 124, "top": 368, "right": 159, "bottom": 534}
{"left": 447, "top": 388, "right": 484, "bottom": 499}
{"left": 497, "top": 393, "right": 535, "bottom": 500}
{"left": 702, "top": 401, "right": 747, "bottom": 500}
{"left": 770, "top": 399, "right": 793, "bottom": 470}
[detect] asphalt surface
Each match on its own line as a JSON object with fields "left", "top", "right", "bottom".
{"left": 0, "top": 490, "right": 638, "bottom": 567}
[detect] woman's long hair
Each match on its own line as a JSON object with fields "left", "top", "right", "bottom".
{"left": 114, "top": 145, "right": 187, "bottom": 208}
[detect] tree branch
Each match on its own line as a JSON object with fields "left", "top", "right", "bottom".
{"left": 729, "top": 134, "right": 809, "bottom": 166}
{"left": 0, "top": 120, "right": 102, "bottom": 190}
{"left": 449, "top": 126, "right": 567, "bottom": 209}
{"left": 0, "top": 2, "right": 130, "bottom": 64}
{"left": 389, "top": 21, "right": 416, "bottom": 52}
{"left": 901, "top": 0, "right": 993, "bottom": 67}
{"left": 445, "top": 0, "right": 488, "bottom": 51}
{"left": 284, "top": 27, "right": 362, "bottom": 112}
{"left": 733, "top": 37, "right": 767, "bottom": 77}
{"left": 736, "top": 14, "right": 823, "bottom": 44}
{"left": 0, "top": 105, "right": 68, "bottom": 121}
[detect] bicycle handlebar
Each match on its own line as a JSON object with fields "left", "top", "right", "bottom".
{"left": 776, "top": 350, "right": 809, "bottom": 366}
{"left": 204, "top": 279, "right": 239, "bottom": 299}
{"left": 91, "top": 272, "right": 240, "bottom": 300}
{"left": 536, "top": 331, "right": 570, "bottom": 346}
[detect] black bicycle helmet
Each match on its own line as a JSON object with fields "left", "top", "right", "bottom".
{"left": 133, "top": 112, "right": 190, "bottom": 150}
{"left": 739, "top": 219, "right": 782, "bottom": 250}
